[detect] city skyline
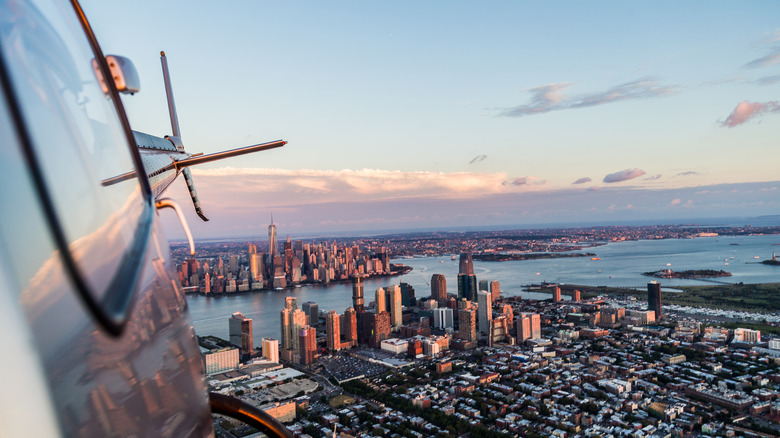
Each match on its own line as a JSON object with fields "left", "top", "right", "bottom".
{"left": 80, "top": 1, "right": 779, "bottom": 237}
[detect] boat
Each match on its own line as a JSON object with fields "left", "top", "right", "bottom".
{"left": 590, "top": 257, "right": 600, "bottom": 260}
{"left": 451, "top": 255, "right": 458, "bottom": 260}
{"left": 666, "top": 263, "right": 672, "bottom": 266}
{"left": 754, "top": 256, "right": 760, "bottom": 259}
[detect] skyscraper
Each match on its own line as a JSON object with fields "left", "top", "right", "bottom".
{"left": 352, "top": 276, "right": 364, "bottom": 313}
{"left": 302, "top": 301, "right": 319, "bottom": 327}
{"left": 459, "top": 252, "right": 474, "bottom": 275}
{"left": 326, "top": 310, "right": 341, "bottom": 351}
{"left": 375, "top": 287, "right": 387, "bottom": 314}
{"left": 648, "top": 281, "right": 662, "bottom": 319}
{"left": 572, "top": 289, "right": 581, "bottom": 302}
{"left": 262, "top": 338, "right": 279, "bottom": 363}
{"left": 433, "top": 307, "right": 454, "bottom": 330}
{"left": 553, "top": 285, "right": 561, "bottom": 302}
{"left": 431, "top": 274, "right": 447, "bottom": 302}
{"left": 299, "top": 326, "right": 316, "bottom": 365}
{"left": 457, "top": 273, "right": 478, "bottom": 301}
{"left": 267, "top": 217, "right": 277, "bottom": 259}
{"left": 490, "top": 280, "right": 500, "bottom": 302}
{"left": 477, "top": 291, "right": 492, "bottom": 335}
{"left": 516, "top": 312, "right": 542, "bottom": 340}
{"left": 343, "top": 307, "right": 358, "bottom": 345}
{"left": 458, "top": 307, "right": 477, "bottom": 342}
{"left": 369, "top": 312, "right": 391, "bottom": 348}
{"left": 386, "top": 284, "right": 403, "bottom": 329}
{"left": 229, "top": 312, "right": 253, "bottom": 356}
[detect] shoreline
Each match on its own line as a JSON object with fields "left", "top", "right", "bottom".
{"left": 185, "top": 264, "right": 413, "bottom": 296}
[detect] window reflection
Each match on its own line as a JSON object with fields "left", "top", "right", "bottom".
{"left": 0, "top": 0, "right": 144, "bottom": 303}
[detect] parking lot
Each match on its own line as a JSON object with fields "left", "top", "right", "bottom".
{"left": 320, "top": 355, "right": 388, "bottom": 382}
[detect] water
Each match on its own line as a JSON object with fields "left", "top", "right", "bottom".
{"left": 186, "top": 234, "right": 780, "bottom": 348}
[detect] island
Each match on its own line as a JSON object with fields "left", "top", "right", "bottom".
{"left": 642, "top": 269, "right": 732, "bottom": 279}
{"left": 472, "top": 252, "right": 596, "bottom": 262}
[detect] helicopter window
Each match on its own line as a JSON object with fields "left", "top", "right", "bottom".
{"left": 0, "top": 0, "right": 148, "bottom": 327}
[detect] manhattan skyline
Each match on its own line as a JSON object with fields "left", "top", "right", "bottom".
{"left": 80, "top": 1, "right": 779, "bottom": 237}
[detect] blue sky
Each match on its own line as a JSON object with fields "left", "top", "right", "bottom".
{"left": 81, "top": 1, "right": 780, "bottom": 237}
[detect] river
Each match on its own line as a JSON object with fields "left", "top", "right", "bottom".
{"left": 186, "top": 234, "right": 780, "bottom": 348}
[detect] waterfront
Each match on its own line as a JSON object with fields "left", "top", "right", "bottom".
{"left": 187, "top": 233, "right": 780, "bottom": 347}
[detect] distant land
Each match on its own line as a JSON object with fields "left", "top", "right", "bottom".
{"left": 473, "top": 252, "right": 597, "bottom": 262}
{"left": 642, "top": 269, "right": 732, "bottom": 279}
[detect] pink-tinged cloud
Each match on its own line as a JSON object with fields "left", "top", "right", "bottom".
{"left": 499, "top": 78, "right": 675, "bottom": 118}
{"left": 572, "top": 177, "right": 591, "bottom": 184}
{"left": 670, "top": 198, "right": 682, "bottom": 206}
{"left": 721, "top": 100, "right": 780, "bottom": 127}
{"left": 603, "top": 168, "right": 646, "bottom": 183}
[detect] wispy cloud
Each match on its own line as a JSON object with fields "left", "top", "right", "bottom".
{"left": 572, "top": 177, "right": 591, "bottom": 184}
{"left": 645, "top": 174, "right": 662, "bottom": 181}
{"left": 469, "top": 154, "right": 487, "bottom": 165}
{"left": 675, "top": 171, "right": 699, "bottom": 177}
{"left": 754, "top": 74, "right": 780, "bottom": 86}
{"left": 603, "top": 168, "right": 646, "bottom": 183}
{"left": 744, "top": 46, "right": 780, "bottom": 69}
{"left": 510, "top": 177, "right": 527, "bottom": 186}
{"left": 720, "top": 100, "right": 780, "bottom": 127}
{"left": 499, "top": 78, "right": 676, "bottom": 118}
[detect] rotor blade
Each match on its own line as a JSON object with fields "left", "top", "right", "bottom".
{"left": 173, "top": 140, "right": 286, "bottom": 170}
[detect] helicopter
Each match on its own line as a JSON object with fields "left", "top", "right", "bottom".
{"left": 0, "top": 0, "right": 291, "bottom": 436}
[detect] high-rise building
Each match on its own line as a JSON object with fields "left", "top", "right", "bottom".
{"left": 370, "top": 312, "right": 392, "bottom": 348}
{"left": 386, "top": 284, "right": 403, "bottom": 329}
{"left": 572, "top": 289, "right": 581, "bottom": 302}
{"left": 477, "top": 291, "right": 492, "bottom": 335}
{"left": 262, "top": 338, "right": 279, "bottom": 363}
{"left": 299, "top": 326, "right": 316, "bottom": 365}
{"left": 302, "top": 301, "right": 318, "bottom": 327}
{"left": 326, "top": 310, "right": 341, "bottom": 351}
{"left": 400, "top": 282, "right": 415, "bottom": 307}
{"left": 490, "top": 280, "right": 500, "bottom": 302}
{"left": 431, "top": 274, "right": 447, "bottom": 302}
{"left": 458, "top": 307, "right": 477, "bottom": 342}
{"left": 285, "top": 296, "right": 297, "bottom": 311}
{"left": 500, "top": 304, "right": 513, "bottom": 329}
{"left": 280, "top": 308, "right": 292, "bottom": 351}
{"left": 343, "top": 307, "right": 358, "bottom": 345}
{"left": 352, "top": 277, "right": 364, "bottom": 313}
{"left": 516, "top": 312, "right": 542, "bottom": 341}
{"left": 459, "top": 252, "right": 474, "bottom": 275}
{"left": 553, "top": 285, "right": 561, "bottom": 302}
{"left": 433, "top": 307, "right": 454, "bottom": 330}
{"left": 648, "top": 281, "right": 662, "bottom": 319}
{"left": 268, "top": 218, "right": 277, "bottom": 259}
{"left": 229, "top": 312, "right": 253, "bottom": 355}
{"left": 249, "top": 253, "right": 264, "bottom": 287}
{"left": 375, "top": 287, "right": 387, "bottom": 314}
{"left": 290, "top": 309, "right": 307, "bottom": 355}
{"left": 457, "top": 273, "right": 478, "bottom": 301}
{"left": 488, "top": 315, "right": 509, "bottom": 347}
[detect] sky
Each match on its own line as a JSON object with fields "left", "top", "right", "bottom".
{"left": 80, "top": 1, "right": 779, "bottom": 238}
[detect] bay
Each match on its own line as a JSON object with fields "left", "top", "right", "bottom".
{"left": 186, "top": 234, "right": 780, "bottom": 349}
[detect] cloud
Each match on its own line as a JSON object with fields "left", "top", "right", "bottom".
{"left": 670, "top": 198, "right": 681, "bottom": 206}
{"left": 603, "top": 168, "right": 646, "bottom": 183}
{"left": 572, "top": 177, "right": 591, "bottom": 184}
{"left": 754, "top": 74, "right": 780, "bottom": 86}
{"left": 644, "top": 174, "right": 662, "bottom": 181}
{"left": 744, "top": 46, "right": 780, "bottom": 69}
{"left": 499, "top": 78, "right": 676, "bottom": 118}
{"left": 469, "top": 154, "right": 487, "bottom": 164}
{"left": 675, "top": 171, "right": 699, "bottom": 177}
{"left": 510, "top": 177, "right": 527, "bottom": 186}
{"left": 720, "top": 100, "right": 780, "bottom": 127}
{"left": 586, "top": 186, "right": 601, "bottom": 192}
